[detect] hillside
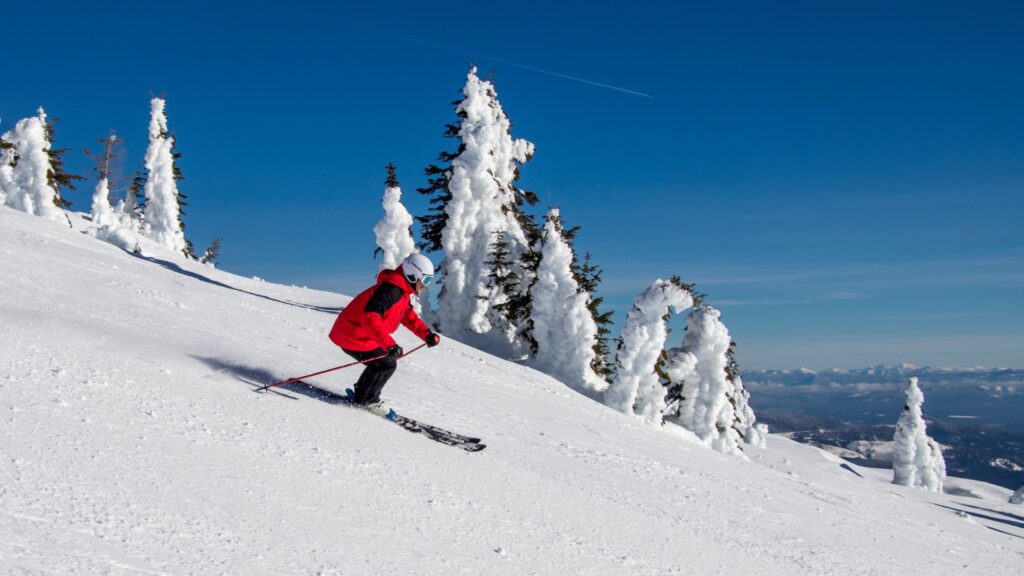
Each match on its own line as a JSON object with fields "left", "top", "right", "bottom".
{"left": 1, "top": 207, "right": 1021, "bottom": 575}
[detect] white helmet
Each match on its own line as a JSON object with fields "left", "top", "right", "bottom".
{"left": 402, "top": 253, "right": 435, "bottom": 285}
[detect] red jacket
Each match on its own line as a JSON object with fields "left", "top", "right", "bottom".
{"left": 329, "top": 267, "right": 431, "bottom": 352}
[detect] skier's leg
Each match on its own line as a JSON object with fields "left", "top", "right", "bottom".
{"left": 360, "top": 356, "right": 397, "bottom": 404}
{"left": 343, "top": 348, "right": 396, "bottom": 405}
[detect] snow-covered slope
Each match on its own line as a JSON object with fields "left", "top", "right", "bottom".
{"left": 1, "top": 207, "right": 1021, "bottom": 575}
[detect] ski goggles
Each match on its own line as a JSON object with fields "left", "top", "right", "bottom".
{"left": 421, "top": 274, "right": 434, "bottom": 286}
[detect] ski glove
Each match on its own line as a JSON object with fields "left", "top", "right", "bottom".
{"left": 426, "top": 332, "right": 441, "bottom": 348}
{"left": 387, "top": 344, "right": 404, "bottom": 359}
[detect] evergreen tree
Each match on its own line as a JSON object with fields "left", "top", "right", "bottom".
{"left": 576, "top": 252, "right": 615, "bottom": 381}
{"left": 200, "top": 238, "right": 222, "bottom": 265}
{"left": 604, "top": 279, "right": 693, "bottom": 424}
{"left": 141, "top": 97, "right": 189, "bottom": 257}
{"left": 483, "top": 231, "right": 531, "bottom": 350}
{"left": 2, "top": 110, "right": 67, "bottom": 223}
{"left": 528, "top": 208, "right": 605, "bottom": 396}
{"left": 84, "top": 131, "right": 123, "bottom": 228}
{"left": 122, "top": 165, "right": 146, "bottom": 226}
{"left": 373, "top": 162, "right": 416, "bottom": 270}
{"left": 0, "top": 135, "right": 14, "bottom": 201}
{"left": 170, "top": 133, "right": 195, "bottom": 258}
{"left": 423, "top": 67, "right": 539, "bottom": 343}
{"left": 41, "top": 112, "right": 85, "bottom": 211}
{"left": 416, "top": 102, "right": 462, "bottom": 253}
{"left": 892, "top": 377, "right": 946, "bottom": 492}
{"left": 663, "top": 305, "right": 745, "bottom": 456}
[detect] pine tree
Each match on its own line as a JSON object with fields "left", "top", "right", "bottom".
{"left": 123, "top": 165, "right": 146, "bottom": 226}
{"left": 663, "top": 305, "right": 746, "bottom": 456}
{"left": 416, "top": 103, "right": 462, "bottom": 253}
{"left": 170, "top": 133, "right": 195, "bottom": 258}
{"left": 84, "top": 131, "right": 123, "bottom": 228}
{"left": 373, "top": 162, "right": 416, "bottom": 270}
{"left": 200, "top": 238, "right": 222, "bottom": 265}
{"left": 2, "top": 110, "right": 67, "bottom": 223}
{"left": 424, "top": 67, "right": 539, "bottom": 342}
{"left": 483, "top": 231, "right": 531, "bottom": 350}
{"left": 892, "top": 377, "right": 946, "bottom": 492}
{"left": 528, "top": 208, "right": 605, "bottom": 395}
{"left": 141, "top": 97, "right": 190, "bottom": 257}
{"left": 604, "top": 279, "right": 693, "bottom": 423}
{"left": 576, "top": 252, "right": 615, "bottom": 381}
{"left": 42, "top": 114, "right": 85, "bottom": 212}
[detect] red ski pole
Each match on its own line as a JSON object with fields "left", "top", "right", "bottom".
{"left": 254, "top": 343, "right": 427, "bottom": 393}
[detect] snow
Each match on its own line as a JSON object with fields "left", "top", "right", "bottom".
{"left": 528, "top": 209, "right": 605, "bottom": 397}
{"left": 1012, "top": 485, "right": 1024, "bottom": 505}
{"left": 1, "top": 206, "right": 1022, "bottom": 574}
{"left": 141, "top": 98, "right": 187, "bottom": 255}
{"left": 90, "top": 177, "right": 117, "bottom": 229}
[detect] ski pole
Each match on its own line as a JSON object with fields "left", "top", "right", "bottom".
{"left": 254, "top": 343, "right": 427, "bottom": 393}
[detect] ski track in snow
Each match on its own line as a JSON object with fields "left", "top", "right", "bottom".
{"left": 1, "top": 208, "right": 1022, "bottom": 575}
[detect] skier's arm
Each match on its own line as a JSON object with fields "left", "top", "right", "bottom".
{"left": 363, "top": 283, "right": 403, "bottom": 349}
{"left": 401, "top": 305, "right": 431, "bottom": 341}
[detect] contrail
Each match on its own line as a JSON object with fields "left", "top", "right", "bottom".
{"left": 336, "top": 21, "right": 654, "bottom": 99}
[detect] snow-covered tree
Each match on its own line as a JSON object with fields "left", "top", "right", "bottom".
{"left": 420, "top": 67, "right": 538, "bottom": 347}
{"left": 724, "top": 342, "right": 767, "bottom": 448}
{"left": 892, "top": 377, "right": 946, "bottom": 492}
{"left": 1011, "top": 484, "right": 1024, "bottom": 505}
{"left": 528, "top": 209, "right": 606, "bottom": 396}
{"left": 141, "top": 97, "right": 189, "bottom": 256}
{"left": 0, "top": 134, "right": 14, "bottom": 202}
{"left": 663, "top": 305, "right": 745, "bottom": 455}
{"left": 86, "top": 132, "right": 122, "bottom": 229}
{"left": 373, "top": 163, "right": 416, "bottom": 271}
{"left": 576, "top": 252, "right": 615, "bottom": 381}
{"left": 2, "top": 110, "right": 65, "bottom": 222}
{"left": 117, "top": 166, "right": 145, "bottom": 229}
{"left": 604, "top": 279, "right": 693, "bottom": 424}
{"left": 200, "top": 238, "right": 222, "bottom": 265}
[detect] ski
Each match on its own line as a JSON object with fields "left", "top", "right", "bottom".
{"left": 274, "top": 380, "right": 486, "bottom": 452}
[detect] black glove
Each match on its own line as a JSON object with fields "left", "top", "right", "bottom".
{"left": 426, "top": 332, "right": 441, "bottom": 348}
{"left": 387, "top": 344, "right": 404, "bottom": 359}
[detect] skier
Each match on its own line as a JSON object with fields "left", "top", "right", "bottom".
{"left": 328, "top": 253, "right": 441, "bottom": 417}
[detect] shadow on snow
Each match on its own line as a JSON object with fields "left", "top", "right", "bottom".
{"left": 135, "top": 254, "right": 344, "bottom": 315}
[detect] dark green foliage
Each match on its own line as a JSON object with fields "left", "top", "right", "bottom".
{"left": 416, "top": 98, "right": 464, "bottom": 253}
{"left": 578, "top": 253, "right": 616, "bottom": 380}
{"left": 483, "top": 231, "right": 538, "bottom": 352}
{"left": 385, "top": 161, "right": 399, "bottom": 188}
{"left": 200, "top": 237, "right": 222, "bottom": 265}
{"left": 125, "top": 165, "right": 146, "bottom": 222}
{"left": 42, "top": 116, "right": 85, "bottom": 209}
{"left": 169, "top": 132, "right": 195, "bottom": 259}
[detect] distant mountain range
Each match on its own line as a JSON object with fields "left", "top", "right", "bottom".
{"left": 744, "top": 365, "right": 1024, "bottom": 489}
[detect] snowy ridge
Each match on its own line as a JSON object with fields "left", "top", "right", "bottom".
{"left": 1, "top": 207, "right": 1021, "bottom": 575}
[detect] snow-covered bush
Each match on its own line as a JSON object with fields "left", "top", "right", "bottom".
{"left": 604, "top": 279, "right": 693, "bottom": 423}
{"left": 431, "top": 67, "right": 536, "bottom": 345}
{"left": 529, "top": 209, "right": 605, "bottom": 396}
{"left": 1, "top": 110, "right": 64, "bottom": 222}
{"left": 1011, "top": 485, "right": 1024, "bottom": 505}
{"left": 892, "top": 377, "right": 946, "bottom": 492}
{"left": 664, "top": 305, "right": 745, "bottom": 456}
{"left": 374, "top": 163, "right": 416, "bottom": 271}
{"left": 141, "top": 98, "right": 188, "bottom": 256}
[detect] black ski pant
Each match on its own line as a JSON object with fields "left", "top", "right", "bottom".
{"left": 342, "top": 347, "right": 397, "bottom": 405}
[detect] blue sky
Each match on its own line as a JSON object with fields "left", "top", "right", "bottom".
{"left": 3, "top": 1, "right": 1021, "bottom": 369}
